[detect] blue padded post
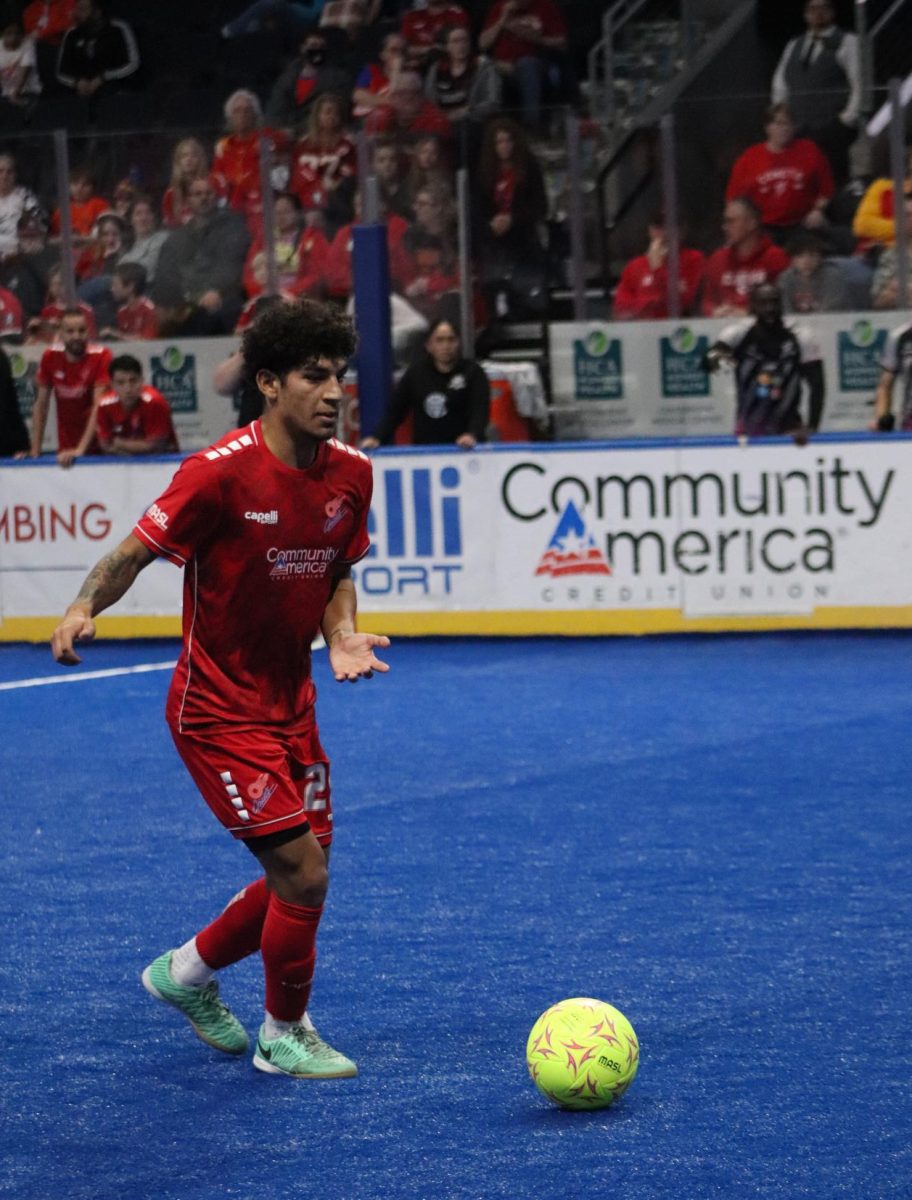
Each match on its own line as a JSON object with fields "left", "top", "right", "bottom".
{"left": 352, "top": 223, "right": 393, "bottom": 439}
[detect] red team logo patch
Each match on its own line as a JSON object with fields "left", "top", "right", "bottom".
{"left": 248, "top": 771, "right": 277, "bottom": 813}
{"left": 323, "top": 496, "right": 348, "bottom": 533}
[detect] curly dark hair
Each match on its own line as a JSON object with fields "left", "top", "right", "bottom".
{"left": 241, "top": 298, "right": 356, "bottom": 391}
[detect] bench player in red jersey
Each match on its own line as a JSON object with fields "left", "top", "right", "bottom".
{"left": 51, "top": 299, "right": 390, "bottom": 1079}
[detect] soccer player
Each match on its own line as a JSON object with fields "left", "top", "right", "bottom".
{"left": 96, "top": 354, "right": 179, "bottom": 455}
{"left": 703, "top": 282, "right": 825, "bottom": 442}
{"left": 28, "top": 307, "right": 112, "bottom": 467}
{"left": 50, "top": 299, "right": 390, "bottom": 1079}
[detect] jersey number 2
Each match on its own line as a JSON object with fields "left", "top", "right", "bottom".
{"left": 303, "top": 763, "right": 329, "bottom": 811}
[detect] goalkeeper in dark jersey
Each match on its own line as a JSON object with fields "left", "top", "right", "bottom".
{"left": 704, "top": 282, "right": 825, "bottom": 443}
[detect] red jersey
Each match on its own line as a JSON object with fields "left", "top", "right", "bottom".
{"left": 290, "top": 135, "right": 358, "bottom": 212}
{"left": 701, "top": 236, "right": 790, "bottom": 315}
{"left": 0, "top": 285, "right": 23, "bottom": 338}
{"left": 364, "top": 101, "right": 452, "bottom": 139}
{"left": 324, "top": 215, "right": 408, "bottom": 299}
{"left": 133, "top": 423, "right": 373, "bottom": 732}
{"left": 401, "top": 4, "right": 469, "bottom": 50}
{"left": 36, "top": 343, "right": 112, "bottom": 449}
{"left": 40, "top": 300, "right": 97, "bottom": 338}
{"left": 481, "top": 0, "right": 565, "bottom": 63}
{"left": 23, "top": 0, "right": 76, "bottom": 44}
{"left": 50, "top": 196, "right": 109, "bottom": 237}
{"left": 725, "top": 139, "right": 834, "bottom": 228}
{"left": 116, "top": 296, "right": 159, "bottom": 339}
{"left": 213, "top": 129, "right": 289, "bottom": 211}
{"left": 96, "top": 385, "right": 178, "bottom": 450}
{"left": 613, "top": 249, "right": 706, "bottom": 320}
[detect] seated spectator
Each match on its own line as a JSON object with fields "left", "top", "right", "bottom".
{"left": 74, "top": 211, "right": 125, "bottom": 283}
{"left": 425, "top": 24, "right": 502, "bottom": 130}
{"left": 701, "top": 197, "right": 791, "bottom": 317}
{"left": 0, "top": 344, "right": 28, "bottom": 456}
{"left": 323, "top": 191, "right": 408, "bottom": 301}
{"left": 118, "top": 194, "right": 168, "bottom": 284}
{"left": 265, "top": 28, "right": 352, "bottom": 131}
{"left": 613, "top": 213, "right": 705, "bottom": 320}
{"left": 0, "top": 19, "right": 41, "bottom": 109}
{"left": 56, "top": 0, "right": 139, "bottom": 101}
{"left": 778, "top": 231, "right": 856, "bottom": 313}
{"left": 242, "top": 192, "right": 328, "bottom": 297}
{"left": 0, "top": 284, "right": 23, "bottom": 340}
{"left": 50, "top": 166, "right": 109, "bottom": 238}
{"left": 473, "top": 116, "right": 548, "bottom": 319}
{"left": 152, "top": 176, "right": 251, "bottom": 335}
{"left": 162, "top": 138, "right": 227, "bottom": 229}
{"left": 479, "top": 0, "right": 567, "bottom": 131}
{"left": 360, "top": 318, "right": 489, "bottom": 448}
{"left": 0, "top": 212, "right": 54, "bottom": 319}
{"left": 37, "top": 264, "right": 97, "bottom": 340}
{"left": 852, "top": 152, "right": 912, "bottom": 248}
{"left": 365, "top": 70, "right": 451, "bottom": 140}
{"left": 400, "top": 0, "right": 470, "bottom": 73}
{"left": 371, "top": 136, "right": 412, "bottom": 220}
{"left": 23, "top": 0, "right": 76, "bottom": 45}
{"left": 213, "top": 89, "right": 291, "bottom": 235}
{"left": 289, "top": 92, "right": 357, "bottom": 233}
{"left": 352, "top": 31, "right": 405, "bottom": 120}
{"left": 110, "top": 176, "right": 135, "bottom": 222}
{"left": 725, "top": 105, "right": 833, "bottom": 245}
{"left": 0, "top": 152, "right": 43, "bottom": 260}
{"left": 870, "top": 189, "right": 912, "bottom": 310}
{"left": 404, "top": 133, "right": 452, "bottom": 212}
{"left": 96, "top": 354, "right": 178, "bottom": 454}
{"left": 393, "top": 228, "right": 460, "bottom": 321}
{"left": 98, "top": 262, "right": 158, "bottom": 340}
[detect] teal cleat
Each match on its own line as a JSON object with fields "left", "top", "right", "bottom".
{"left": 141, "top": 951, "right": 249, "bottom": 1055}
{"left": 252, "top": 1023, "right": 358, "bottom": 1078}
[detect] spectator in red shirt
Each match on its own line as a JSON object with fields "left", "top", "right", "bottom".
{"left": 479, "top": 0, "right": 567, "bottom": 130}
{"left": 364, "top": 71, "right": 451, "bottom": 141}
{"left": 290, "top": 92, "right": 357, "bottom": 234}
{"left": 162, "top": 138, "right": 227, "bottom": 230}
{"left": 213, "top": 89, "right": 290, "bottom": 236}
{"left": 613, "top": 213, "right": 706, "bottom": 320}
{"left": 74, "top": 211, "right": 125, "bottom": 284}
{"left": 243, "top": 192, "right": 328, "bottom": 299}
{"left": 400, "top": 0, "right": 469, "bottom": 72}
{"left": 22, "top": 0, "right": 76, "bottom": 45}
{"left": 725, "top": 105, "right": 834, "bottom": 244}
{"left": 96, "top": 354, "right": 178, "bottom": 454}
{"left": 96, "top": 262, "right": 159, "bottom": 340}
{"left": 35, "top": 264, "right": 98, "bottom": 341}
{"left": 324, "top": 191, "right": 408, "bottom": 301}
{"left": 50, "top": 166, "right": 108, "bottom": 238}
{"left": 702, "top": 197, "right": 791, "bottom": 317}
{"left": 28, "top": 307, "right": 111, "bottom": 465}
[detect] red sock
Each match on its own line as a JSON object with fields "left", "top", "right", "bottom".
{"left": 196, "top": 877, "right": 269, "bottom": 970}
{"left": 260, "top": 893, "right": 323, "bottom": 1022}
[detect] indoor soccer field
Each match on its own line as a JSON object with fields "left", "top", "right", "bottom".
{"left": 2, "top": 632, "right": 910, "bottom": 1200}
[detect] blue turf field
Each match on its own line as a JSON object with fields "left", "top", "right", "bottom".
{"left": 1, "top": 634, "right": 910, "bottom": 1200}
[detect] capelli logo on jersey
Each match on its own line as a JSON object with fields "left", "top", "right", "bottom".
{"left": 245, "top": 510, "right": 278, "bottom": 524}
{"left": 145, "top": 502, "right": 169, "bottom": 531}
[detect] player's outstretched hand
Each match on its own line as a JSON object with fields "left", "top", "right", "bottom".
{"left": 51, "top": 608, "right": 96, "bottom": 665}
{"left": 329, "top": 632, "right": 391, "bottom": 682}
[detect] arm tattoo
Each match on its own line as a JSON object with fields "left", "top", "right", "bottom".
{"left": 74, "top": 547, "right": 143, "bottom": 615}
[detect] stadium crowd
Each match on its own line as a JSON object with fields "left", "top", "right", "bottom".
{"left": 1, "top": 0, "right": 912, "bottom": 455}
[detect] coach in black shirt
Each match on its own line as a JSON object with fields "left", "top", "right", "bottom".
{"left": 361, "top": 319, "right": 490, "bottom": 449}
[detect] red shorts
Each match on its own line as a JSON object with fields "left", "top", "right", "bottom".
{"left": 170, "top": 719, "right": 333, "bottom": 845}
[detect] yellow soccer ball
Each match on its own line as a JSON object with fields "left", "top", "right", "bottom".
{"left": 526, "top": 997, "right": 640, "bottom": 1110}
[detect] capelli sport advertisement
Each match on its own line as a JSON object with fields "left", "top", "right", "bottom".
{"left": 2, "top": 440, "right": 911, "bottom": 639}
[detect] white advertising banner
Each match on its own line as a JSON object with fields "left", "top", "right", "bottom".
{"left": 2, "top": 438, "right": 911, "bottom": 639}
{"left": 549, "top": 313, "right": 900, "bottom": 439}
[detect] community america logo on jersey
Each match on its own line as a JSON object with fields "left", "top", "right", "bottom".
{"left": 535, "top": 501, "right": 611, "bottom": 578}
{"left": 267, "top": 546, "right": 339, "bottom": 578}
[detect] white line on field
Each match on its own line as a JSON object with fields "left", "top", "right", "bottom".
{"left": 0, "top": 661, "right": 177, "bottom": 691}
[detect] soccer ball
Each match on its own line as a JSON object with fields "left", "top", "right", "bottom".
{"left": 526, "top": 997, "right": 639, "bottom": 1110}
